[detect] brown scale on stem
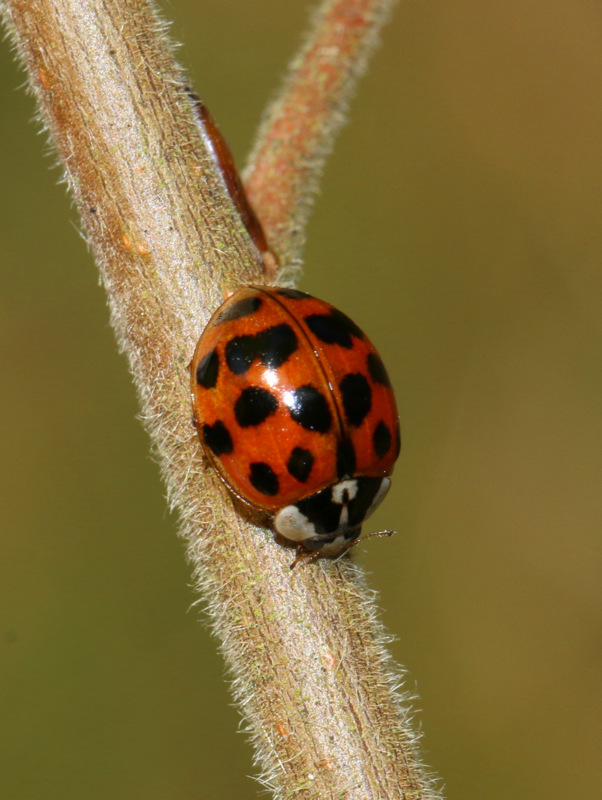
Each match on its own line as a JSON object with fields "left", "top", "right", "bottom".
{"left": 186, "top": 88, "right": 279, "bottom": 283}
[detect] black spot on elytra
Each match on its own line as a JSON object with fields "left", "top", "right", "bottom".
{"left": 260, "top": 325, "right": 298, "bottom": 367}
{"left": 286, "top": 385, "right": 332, "bottom": 433}
{"left": 344, "top": 527, "right": 361, "bottom": 542}
{"left": 203, "top": 421, "right": 233, "bottom": 456}
{"left": 367, "top": 352, "right": 391, "bottom": 387}
{"left": 305, "top": 307, "right": 364, "bottom": 349}
{"left": 340, "top": 373, "right": 372, "bottom": 426}
{"left": 395, "top": 420, "right": 402, "bottom": 458}
{"left": 275, "top": 288, "right": 310, "bottom": 300}
{"left": 196, "top": 349, "right": 219, "bottom": 389}
{"left": 225, "top": 336, "right": 256, "bottom": 375}
{"left": 225, "top": 324, "right": 297, "bottom": 375}
{"left": 287, "top": 447, "right": 314, "bottom": 483}
{"left": 331, "top": 307, "right": 364, "bottom": 340}
{"left": 234, "top": 386, "right": 278, "bottom": 427}
{"left": 249, "top": 462, "right": 279, "bottom": 496}
{"left": 373, "top": 421, "right": 392, "bottom": 459}
{"left": 336, "top": 438, "right": 356, "bottom": 479}
{"left": 217, "top": 296, "right": 262, "bottom": 323}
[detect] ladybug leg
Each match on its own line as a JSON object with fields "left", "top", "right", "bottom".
{"left": 289, "top": 545, "right": 321, "bottom": 570}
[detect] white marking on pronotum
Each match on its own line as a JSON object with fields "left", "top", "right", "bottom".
{"left": 274, "top": 477, "right": 391, "bottom": 546}
{"left": 331, "top": 479, "right": 358, "bottom": 504}
{"left": 274, "top": 505, "right": 315, "bottom": 542}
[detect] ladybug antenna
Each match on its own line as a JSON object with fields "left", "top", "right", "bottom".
{"left": 366, "top": 528, "right": 396, "bottom": 541}
{"left": 339, "top": 529, "right": 396, "bottom": 559}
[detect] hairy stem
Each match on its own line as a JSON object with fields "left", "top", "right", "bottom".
{"left": 0, "top": 0, "right": 440, "bottom": 797}
{"left": 245, "top": 0, "right": 394, "bottom": 280}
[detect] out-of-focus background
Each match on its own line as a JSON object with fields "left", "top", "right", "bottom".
{"left": 1, "top": 2, "right": 601, "bottom": 798}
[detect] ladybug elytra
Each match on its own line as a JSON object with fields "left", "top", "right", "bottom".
{"left": 191, "top": 285, "right": 400, "bottom": 560}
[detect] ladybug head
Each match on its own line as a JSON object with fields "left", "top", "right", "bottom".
{"left": 273, "top": 476, "right": 391, "bottom": 557}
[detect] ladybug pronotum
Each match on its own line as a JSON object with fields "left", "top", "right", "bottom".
{"left": 191, "top": 285, "right": 400, "bottom": 560}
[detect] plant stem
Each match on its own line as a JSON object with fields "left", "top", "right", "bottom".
{"left": 245, "top": 0, "right": 394, "bottom": 281}
{"left": 0, "top": 0, "right": 441, "bottom": 797}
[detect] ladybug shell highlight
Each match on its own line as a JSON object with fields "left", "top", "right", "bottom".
{"left": 191, "top": 286, "right": 400, "bottom": 556}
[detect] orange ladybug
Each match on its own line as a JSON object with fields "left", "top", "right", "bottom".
{"left": 191, "top": 286, "right": 400, "bottom": 558}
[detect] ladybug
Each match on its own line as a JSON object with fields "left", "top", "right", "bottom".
{"left": 191, "top": 285, "right": 400, "bottom": 560}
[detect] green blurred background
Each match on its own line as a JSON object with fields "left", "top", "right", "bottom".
{"left": 1, "top": 1, "right": 601, "bottom": 798}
